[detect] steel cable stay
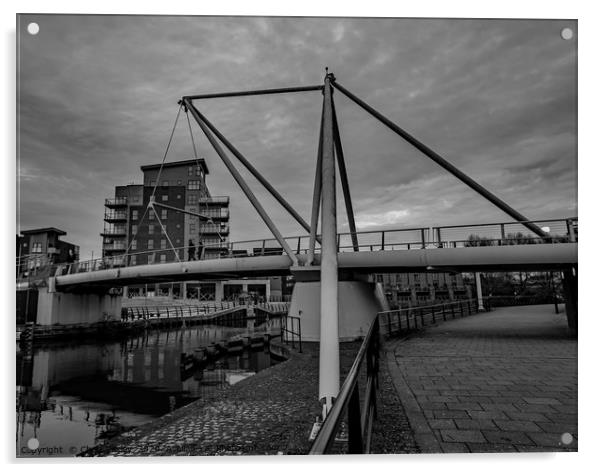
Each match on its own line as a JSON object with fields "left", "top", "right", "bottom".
{"left": 149, "top": 203, "right": 182, "bottom": 263}
{"left": 123, "top": 103, "right": 186, "bottom": 264}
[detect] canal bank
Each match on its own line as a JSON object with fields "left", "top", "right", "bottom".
{"left": 82, "top": 339, "right": 419, "bottom": 456}
{"left": 17, "top": 324, "right": 282, "bottom": 457}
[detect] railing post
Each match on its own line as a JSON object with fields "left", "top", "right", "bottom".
{"left": 450, "top": 302, "right": 455, "bottom": 318}
{"left": 406, "top": 312, "right": 410, "bottom": 331}
{"left": 298, "top": 317, "right": 303, "bottom": 353}
{"left": 387, "top": 312, "right": 392, "bottom": 336}
{"left": 421, "top": 229, "right": 426, "bottom": 249}
{"left": 500, "top": 223, "right": 506, "bottom": 244}
{"left": 397, "top": 311, "right": 402, "bottom": 335}
{"left": 348, "top": 383, "right": 364, "bottom": 453}
{"left": 431, "top": 305, "right": 436, "bottom": 324}
{"left": 381, "top": 231, "right": 385, "bottom": 251}
{"left": 567, "top": 219, "right": 576, "bottom": 242}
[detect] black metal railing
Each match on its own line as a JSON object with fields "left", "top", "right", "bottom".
{"left": 379, "top": 298, "right": 482, "bottom": 337}
{"left": 279, "top": 315, "right": 302, "bottom": 352}
{"left": 310, "top": 316, "right": 380, "bottom": 454}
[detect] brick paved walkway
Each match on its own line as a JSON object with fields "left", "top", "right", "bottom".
{"left": 386, "top": 305, "right": 577, "bottom": 453}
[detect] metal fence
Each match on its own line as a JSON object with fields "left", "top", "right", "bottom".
{"left": 379, "top": 298, "right": 481, "bottom": 337}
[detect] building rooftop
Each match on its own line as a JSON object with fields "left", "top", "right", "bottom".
{"left": 141, "top": 158, "right": 209, "bottom": 175}
{"left": 20, "top": 227, "right": 67, "bottom": 236}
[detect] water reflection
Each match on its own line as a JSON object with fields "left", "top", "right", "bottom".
{"left": 16, "top": 325, "right": 279, "bottom": 457}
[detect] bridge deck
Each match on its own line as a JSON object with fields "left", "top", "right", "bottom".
{"left": 43, "top": 243, "right": 577, "bottom": 290}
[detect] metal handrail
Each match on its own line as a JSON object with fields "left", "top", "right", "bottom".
{"left": 279, "top": 315, "right": 302, "bottom": 352}
{"left": 310, "top": 314, "right": 380, "bottom": 454}
{"left": 379, "top": 298, "right": 481, "bottom": 337}
{"left": 15, "top": 218, "right": 577, "bottom": 279}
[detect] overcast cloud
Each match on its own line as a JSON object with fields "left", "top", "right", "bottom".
{"left": 17, "top": 16, "right": 577, "bottom": 258}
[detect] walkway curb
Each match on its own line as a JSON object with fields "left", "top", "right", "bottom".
{"left": 385, "top": 338, "right": 442, "bottom": 453}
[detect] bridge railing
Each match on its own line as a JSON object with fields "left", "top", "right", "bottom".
{"left": 16, "top": 217, "right": 577, "bottom": 279}
{"left": 433, "top": 218, "right": 577, "bottom": 248}
{"left": 309, "top": 312, "right": 380, "bottom": 454}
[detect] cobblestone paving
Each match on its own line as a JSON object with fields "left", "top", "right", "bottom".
{"left": 387, "top": 305, "right": 577, "bottom": 453}
{"left": 86, "top": 340, "right": 417, "bottom": 456}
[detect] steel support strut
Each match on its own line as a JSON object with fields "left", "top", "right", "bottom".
{"left": 181, "top": 103, "right": 313, "bottom": 236}
{"left": 319, "top": 72, "right": 340, "bottom": 417}
{"left": 331, "top": 94, "right": 359, "bottom": 252}
{"left": 331, "top": 81, "right": 548, "bottom": 238}
{"left": 184, "top": 98, "right": 299, "bottom": 266}
{"left": 183, "top": 84, "right": 324, "bottom": 101}
{"left": 307, "top": 108, "right": 324, "bottom": 266}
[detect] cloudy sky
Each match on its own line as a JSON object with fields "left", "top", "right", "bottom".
{"left": 17, "top": 15, "right": 577, "bottom": 259}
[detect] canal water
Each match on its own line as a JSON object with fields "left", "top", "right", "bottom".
{"left": 16, "top": 325, "right": 281, "bottom": 457}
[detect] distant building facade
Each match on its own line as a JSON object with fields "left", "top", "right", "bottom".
{"left": 101, "top": 158, "right": 281, "bottom": 301}
{"left": 102, "top": 158, "right": 229, "bottom": 265}
{"left": 17, "top": 227, "right": 79, "bottom": 278}
{"left": 374, "top": 272, "right": 474, "bottom": 308}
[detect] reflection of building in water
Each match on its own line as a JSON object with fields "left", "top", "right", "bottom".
{"left": 16, "top": 325, "right": 279, "bottom": 455}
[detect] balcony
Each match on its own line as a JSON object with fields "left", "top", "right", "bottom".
{"left": 100, "top": 227, "right": 127, "bottom": 237}
{"left": 105, "top": 197, "right": 128, "bottom": 207}
{"left": 199, "top": 196, "right": 229, "bottom": 206}
{"left": 199, "top": 223, "right": 229, "bottom": 235}
{"left": 103, "top": 242, "right": 126, "bottom": 252}
{"left": 199, "top": 208, "right": 229, "bottom": 220}
{"left": 104, "top": 210, "right": 128, "bottom": 222}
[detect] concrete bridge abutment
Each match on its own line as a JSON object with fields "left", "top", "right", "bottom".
{"left": 36, "top": 279, "right": 122, "bottom": 326}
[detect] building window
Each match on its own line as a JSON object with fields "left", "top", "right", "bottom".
{"left": 149, "top": 211, "right": 155, "bottom": 220}
{"left": 187, "top": 194, "right": 197, "bottom": 205}
{"left": 149, "top": 225, "right": 154, "bottom": 235}
{"left": 188, "top": 166, "right": 193, "bottom": 176}
{"left": 150, "top": 180, "right": 156, "bottom": 187}
{"left": 195, "top": 166, "right": 201, "bottom": 176}
{"left": 148, "top": 240, "right": 154, "bottom": 249}
{"left": 132, "top": 196, "right": 140, "bottom": 203}
{"left": 161, "top": 209, "right": 167, "bottom": 219}
{"left": 161, "top": 195, "right": 168, "bottom": 201}
{"left": 188, "top": 180, "right": 200, "bottom": 190}
{"left": 190, "top": 223, "right": 196, "bottom": 233}
{"left": 162, "top": 180, "right": 169, "bottom": 187}
{"left": 131, "top": 239, "right": 137, "bottom": 250}
{"left": 160, "top": 254, "right": 167, "bottom": 263}
{"left": 130, "top": 255, "right": 137, "bottom": 266}
{"left": 161, "top": 239, "right": 167, "bottom": 249}
{"left": 131, "top": 224, "right": 137, "bottom": 235}
{"left": 31, "top": 242, "right": 42, "bottom": 253}
{"left": 148, "top": 254, "right": 154, "bottom": 264}
{"left": 177, "top": 179, "right": 182, "bottom": 185}
{"left": 132, "top": 209, "right": 138, "bottom": 220}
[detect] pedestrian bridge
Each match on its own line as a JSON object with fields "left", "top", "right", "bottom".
{"left": 17, "top": 218, "right": 577, "bottom": 292}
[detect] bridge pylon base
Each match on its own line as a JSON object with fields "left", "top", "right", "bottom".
{"left": 288, "top": 279, "right": 389, "bottom": 342}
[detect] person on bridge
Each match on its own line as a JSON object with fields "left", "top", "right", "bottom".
{"left": 188, "top": 239, "right": 196, "bottom": 261}
{"left": 196, "top": 241, "right": 204, "bottom": 260}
